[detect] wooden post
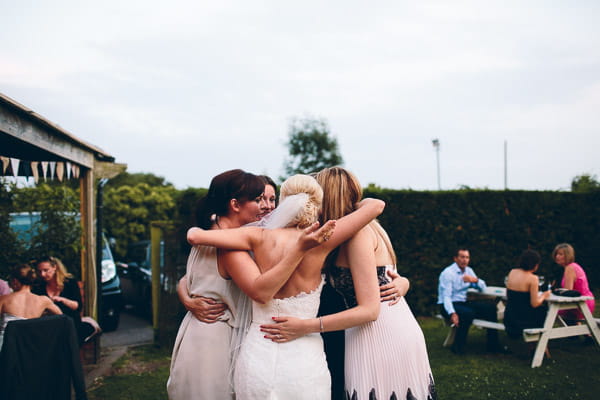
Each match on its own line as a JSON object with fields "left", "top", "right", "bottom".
{"left": 80, "top": 167, "right": 97, "bottom": 319}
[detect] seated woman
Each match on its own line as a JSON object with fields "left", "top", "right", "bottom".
{"left": 553, "top": 243, "right": 595, "bottom": 322}
{"left": 0, "top": 264, "right": 62, "bottom": 350}
{"left": 504, "top": 249, "right": 550, "bottom": 339}
{"left": 34, "top": 256, "right": 96, "bottom": 345}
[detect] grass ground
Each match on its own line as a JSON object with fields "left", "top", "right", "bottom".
{"left": 87, "top": 317, "right": 600, "bottom": 400}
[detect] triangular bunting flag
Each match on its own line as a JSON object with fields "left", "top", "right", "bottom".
{"left": 10, "top": 158, "right": 20, "bottom": 177}
{"left": 1, "top": 156, "right": 9, "bottom": 174}
{"left": 31, "top": 161, "right": 40, "bottom": 183}
{"left": 49, "top": 162, "right": 56, "bottom": 180}
{"left": 56, "top": 162, "right": 64, "bottom": 182}
{"left": 41, "top": 162, "right": 49, "bottom": 180}
{"left": 66, "top": 162, "right": 71, "bottom": 180}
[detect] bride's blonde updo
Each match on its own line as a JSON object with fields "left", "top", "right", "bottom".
{"left": 279, "top": 174, "right": 323, "bottom": 229}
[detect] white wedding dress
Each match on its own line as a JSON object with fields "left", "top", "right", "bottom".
{"left": 233, "top": 278, "right": 331, "bottom": 400}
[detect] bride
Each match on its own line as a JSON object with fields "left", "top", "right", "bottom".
{"left": 187, "top": 174, "right": 385, "bottom": 400}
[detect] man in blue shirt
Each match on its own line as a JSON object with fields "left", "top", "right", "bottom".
{"left": 438, "top": 248, "right": 502, "bottom": 354}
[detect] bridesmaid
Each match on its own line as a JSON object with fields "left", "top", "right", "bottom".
{"left": 261, "top": 167, "right": 436, "bottom": 400}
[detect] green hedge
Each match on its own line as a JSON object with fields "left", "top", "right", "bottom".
{"left": 367, "top": 189, "right": 600, "bottom": 316}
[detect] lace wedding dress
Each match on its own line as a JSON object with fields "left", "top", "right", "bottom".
{"left": 233, "top": 278, "right": 331, "bottom": 400}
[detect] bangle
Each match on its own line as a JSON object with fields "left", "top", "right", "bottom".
{"left": 319, "top": 316, "right": 324, "bottom": 333}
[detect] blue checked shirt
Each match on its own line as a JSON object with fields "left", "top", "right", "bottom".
{"left": 437, "top": 262, "right": 487, "bottom": 315}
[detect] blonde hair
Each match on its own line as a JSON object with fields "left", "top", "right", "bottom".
{"left": 279, "top": 174, "right": 323, "bottom": 229}
{"left": 552, "top": 243, "right": 575, "bottom": 265}
{"left": 315, "top": 166, "right": 396, "bottom": 264}
{"left": 38, "top": 256, "right": 73, "bottom": 291}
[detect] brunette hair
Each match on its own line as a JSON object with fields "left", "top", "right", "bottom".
{"left": 11, "top": 264, "right": 38, "bottom": 286}
{"left": 552, "top": 243, "right": 575, "bottom": 265}
{"left": 260, "top": 175, "right": 278, "bottom": 204}
{"left": 315, "top": 166, "right": 396, "bottom": 264}
{"left": 37, "top": 255, "right": 73, "bottom": 291}
{"left": 518, "top": 249, "right": 541, "bottom": 271}
{"left": 259, "top": 175, "right": 277, "bottom": 191}
{"left": 279, "top": 174, "right": 323, "bottom": 229}
{"left": 195, "top": 169, "right": 265, "bottom": 229}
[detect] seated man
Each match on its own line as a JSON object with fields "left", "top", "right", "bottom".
{"left": 437, "top": 248, "right": 503, "bottom": 354}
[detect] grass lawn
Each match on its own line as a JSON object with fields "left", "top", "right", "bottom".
{"left": 87, "top": 317, "right": 600, "bottom": 400}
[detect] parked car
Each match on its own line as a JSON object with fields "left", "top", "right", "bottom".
{"left": 8, "top": 212, "right": 123, "bottom": 331}
{"left": 117, "top": 240, "right": 164, "bottom": 318}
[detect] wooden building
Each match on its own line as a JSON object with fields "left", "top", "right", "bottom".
{"left": 0, "top": 92, "right": 126, "bottom": 319}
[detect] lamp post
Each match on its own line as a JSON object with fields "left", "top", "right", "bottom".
{"left": 432, "top": 138, "right": 441, "bottom": 190}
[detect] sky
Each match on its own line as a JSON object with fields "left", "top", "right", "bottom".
{"left": 1, "top": 1, "right": 599, "bottom": 191}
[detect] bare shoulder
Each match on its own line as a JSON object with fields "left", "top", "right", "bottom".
{"left": 346, "top": 225, "right": 376, "bottom": 248}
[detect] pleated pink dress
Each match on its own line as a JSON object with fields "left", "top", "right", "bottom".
{"left": 328, "top": 265, "right": 436, "bottom": 400}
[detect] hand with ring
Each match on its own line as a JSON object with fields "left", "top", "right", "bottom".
{"left": 260, "top": 316, "right": 313, "bottom": 342}
{"left": 379, "top": 269, "right": 410, "bottom": 306}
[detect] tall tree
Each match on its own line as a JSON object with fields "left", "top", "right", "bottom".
{"left": 571, "top": 174, "right": 600, "bottom": 193}
{"left": 282, "top": 116, "right": 343, "bottom": 177}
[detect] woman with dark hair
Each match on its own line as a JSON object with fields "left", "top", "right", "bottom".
{"left": 258, "top": 175, "right": 277, "bottom": 219}
{"left": 34, "top": 256, "right": 95, "bottom": 344}
{"left": 504, "top": 249, "right": 550, "bottom": 339}
{"left": 184, "top": 173, "right": 386, "bottom": 399}
{"left": 0, "top": 264, "right": 62, "bottom": 349}
{"left": 167, "top": 170, "right": 337, "bottom": 400}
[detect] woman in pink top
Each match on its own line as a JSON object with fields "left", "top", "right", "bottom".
{"left": 553, "top": 243, "right": 595, "bottom": 321}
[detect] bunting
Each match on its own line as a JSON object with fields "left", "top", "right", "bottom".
{"left": 0, "top": 156, "right": 81, "bottom": 181}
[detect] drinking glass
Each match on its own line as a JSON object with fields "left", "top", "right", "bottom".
{"left": 538, "top": 275, "right": 545, "bottom": 291}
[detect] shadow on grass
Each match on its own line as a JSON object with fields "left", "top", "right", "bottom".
{"left": 87, "top": 318, "right": 600, "bottom": 400}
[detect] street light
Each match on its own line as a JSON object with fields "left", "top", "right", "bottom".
{"left": 432, "top": 139, "right": 441, "bottom": 190}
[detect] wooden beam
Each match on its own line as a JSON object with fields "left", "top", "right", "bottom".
{"left": 94, "top": 160, "right": 127, "bottom": 179}
{"left": 0, "top": 102, "right": 95, "bottom": 168}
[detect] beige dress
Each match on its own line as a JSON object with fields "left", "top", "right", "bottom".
{"left": 167, "top": 245, "right": 247, "bottom": 400}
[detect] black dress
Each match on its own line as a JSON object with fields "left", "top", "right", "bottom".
{"left": 504, "top": 289, "right": 548, "bottom": 339}
{"left": 33, "top": 279, "right": 94, "bottom": 345}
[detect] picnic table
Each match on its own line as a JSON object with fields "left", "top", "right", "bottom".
{"left": 524, "top": 294, "right": 600, "bottom": 367}
{"left": 466, "top": 286, "right": 600, "bottom": 367}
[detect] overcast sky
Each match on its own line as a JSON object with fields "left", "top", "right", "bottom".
{"left": 2, "top": 1, "right": 598, "bottom": 191}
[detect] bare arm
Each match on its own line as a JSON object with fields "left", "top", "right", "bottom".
{"left": 44, "top": 297, "right": 63, "bottom": 315}
{"left": 52, "top": 296, "right": 78, "bottom": 311}
{"left": 224, "top": 221, "right": 336, "bottom": 304}
{"left": 562, "top": 265, "right": 576, "bottom": 290}
{"left": 176, "top": 276, "right": 227, "bottom": 323}
{"left": 187, "top": 226, "right": 263, "bottom": 250}
{"left": 319, "top": 198, "right": 385, "bottom": 252}
{"left": 260, "top": 226, "right": 381, "bottom": 340}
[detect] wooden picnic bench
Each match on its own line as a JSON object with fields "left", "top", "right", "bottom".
{"left": 438, "top": 290, "right": 600, "bottom": 368}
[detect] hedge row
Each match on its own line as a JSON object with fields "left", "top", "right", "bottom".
{"left": 367, "top": 190, "right": 600, "bottom": 316}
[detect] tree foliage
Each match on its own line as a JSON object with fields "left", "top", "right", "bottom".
{"left": 282, "top": 117, "right": 343, "bottom": 177}
{"left": 1, "top": 181, "right": 81, "bottom": 278}
{"left": 0, "top": 181, "right": 21, "bottom": 277}
{"left": 571, "top": 173, "right": 600, "bottom": 193}
{"left": 104, "top": 183, "right": 177, "bottom": 259}
{"left": 106, "top": 172, "right": 172, "bottom": 189}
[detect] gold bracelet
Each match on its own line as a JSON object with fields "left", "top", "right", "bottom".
{"left": 319, "top": 316, "right": 324, "bottom": 333}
